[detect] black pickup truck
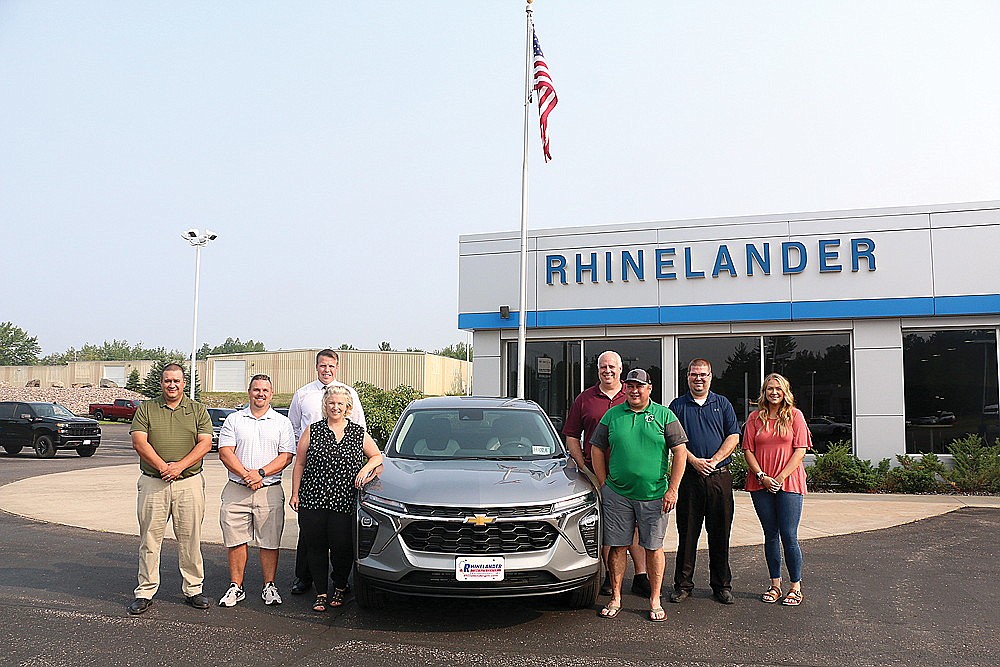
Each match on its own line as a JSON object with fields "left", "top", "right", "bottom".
{"left": 0, "top": 401, "right": 102, "bottom": 458}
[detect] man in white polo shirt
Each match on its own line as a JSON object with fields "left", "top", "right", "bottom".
{"left": 216, "top": 374, "right": 296, "bottom": 607}
{"left": 286, "top": 348, "right": 366, "bottom": 595}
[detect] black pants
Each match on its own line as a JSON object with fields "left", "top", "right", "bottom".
{"left": 297, "top": 508, "right": 354, "bottom": 595}
{"left": 673, "top": 467, "right": 734, "bottom": 593}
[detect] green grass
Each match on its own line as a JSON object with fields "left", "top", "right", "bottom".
{"left": 200, "top": 392, "right": 293, "bottom": 408}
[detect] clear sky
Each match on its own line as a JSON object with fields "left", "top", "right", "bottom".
{"left": 3, "top": 1, "right": 998, "bottom": 357}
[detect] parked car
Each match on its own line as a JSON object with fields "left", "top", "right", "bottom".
{"left": 88, "top": 398, "right": 142, "bottom": 422}
{"left": 207, "top": 408, "right": 237, "bottom": 451}
{"left": 354, "top": 396, "right": 601, "bottom": 610}
{"left": 0, "top": 401, "right": 101, "bottom": 458}
{"left": 806, "top": 416, "right": 851, "bottom": 438}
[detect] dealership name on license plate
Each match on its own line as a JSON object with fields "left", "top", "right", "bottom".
{"left": 455, "top": 556, "right": 505, "bottom": 581}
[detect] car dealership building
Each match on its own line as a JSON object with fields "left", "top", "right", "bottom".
{"left": 459, "top": 201, "right": 1000, "bottom": 462}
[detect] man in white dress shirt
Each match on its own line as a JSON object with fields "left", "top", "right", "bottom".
{"left": 287, "top": 349, "right": 366, "bottom": 594}
{"left": 216, "top": 374, "right": 296, "bottom": 607}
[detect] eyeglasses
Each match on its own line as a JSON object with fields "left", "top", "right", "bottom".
{"left": 688, "top": 373, "right": 711, "bottom": 379}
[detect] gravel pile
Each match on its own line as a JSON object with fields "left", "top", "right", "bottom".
{"left": 0, "top": 382, "right": 147, "bottom": 416}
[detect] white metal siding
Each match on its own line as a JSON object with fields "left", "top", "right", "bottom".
{"left": 212, "top": 360, "right": 247, "bottom": 392}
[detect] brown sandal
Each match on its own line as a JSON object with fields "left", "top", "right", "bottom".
{"left": 782, "top": 589, "right": 803, "bottom": 606}
{"left": 760, "top": 586, "right": 782, "bottom": 603}
{"left": 328, "top": 587, "right": 346, "bottom": 607}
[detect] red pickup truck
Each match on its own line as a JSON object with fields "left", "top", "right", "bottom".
{"left": 88, "top": 399, "right": 142, "bottom": 421}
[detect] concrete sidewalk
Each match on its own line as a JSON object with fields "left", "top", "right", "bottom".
{"left": 2, "top": 460, "right": 997, "bottom": 550}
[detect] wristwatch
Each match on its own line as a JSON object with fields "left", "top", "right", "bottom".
{"left": 258, "top": 468, "right": 266, "bottom": 478}
{"left": 756, "top": 471, "right": 767, "bottom": 482}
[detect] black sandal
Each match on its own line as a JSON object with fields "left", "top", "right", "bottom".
{"left": 312, "top": 594, "right": 328, "bottom": 612}
{"left": 329, "top": 587, "right": 346, "bottom": 607}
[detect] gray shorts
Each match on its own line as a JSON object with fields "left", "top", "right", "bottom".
{"left": 220, "top": 481, "right": 285, "bottom": 549}
{"left": 601, "top": 484, "right": 667, "bottom": 550}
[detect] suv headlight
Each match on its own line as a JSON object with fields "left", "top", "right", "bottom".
{"left": 361, "top": 493, "right": 407, "bottom": 514}
{"left": 552, "top": 490, "right": 597, "bottom": 514}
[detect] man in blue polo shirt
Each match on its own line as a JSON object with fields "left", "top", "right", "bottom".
{"left": 591, "top": 368, "right": 688, "bottom": 622}
{"left": 668, "top": 358, "right": 741, "bottom": 605}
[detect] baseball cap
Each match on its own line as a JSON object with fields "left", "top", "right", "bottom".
{"left": 623, "top": 368, "right": 652, "bottom": 385}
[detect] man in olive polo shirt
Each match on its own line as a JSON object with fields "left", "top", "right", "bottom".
{"left": 128, "top": 363, "right": 213, "bottom": 615}
{"left": 591, "top": 368, "right": 688, "bottom": 622}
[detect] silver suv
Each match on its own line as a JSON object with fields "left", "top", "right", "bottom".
{"left": 354, "top": 396, "right": 601, "bottom": 609}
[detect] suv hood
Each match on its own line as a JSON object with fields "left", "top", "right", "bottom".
{"left": 42, "top": 415, "right": 98, "bottom": 425}
{"left": 368, "top": 457, "right": 594, "bottom": 507}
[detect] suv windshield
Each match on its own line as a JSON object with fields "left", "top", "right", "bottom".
{"left": 390, "top": 408, "right": 563, "bottom": 461}
{"left": 33, "top": 403, "right": 76, "bottom": 418}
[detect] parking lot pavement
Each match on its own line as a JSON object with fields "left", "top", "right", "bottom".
{"left": 3, "top": 423, "right": 999, "bottom": 665}
{"left": 1, "top": 503, "right": 997, "bottom": 666}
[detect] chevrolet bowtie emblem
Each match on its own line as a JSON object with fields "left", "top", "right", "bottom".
{"left": 465, "top": 515, "right": 495, "bottom": 526}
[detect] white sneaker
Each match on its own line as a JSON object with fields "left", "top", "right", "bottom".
{"left": 262, "top": 582, "right": 282, "bottom": 606}
{"left": 218, "top": 583, "right": 245, "bottom": 607}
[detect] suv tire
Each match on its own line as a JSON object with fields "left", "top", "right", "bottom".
{"left": 3, "top": 445, "right": 23, "bottom": 455}
{"left": 34, "top": 435, "right": 56, "bottom": 459}
{"left": 353, "top": 572, "right": 388, "bottom": 610}
{"left": 77, "top": 445, "right": 97, "bottom": 457}
{"left": 563, "top": 572, "right": 600, "bottom": 609}
{"left": 93, "top": 410, "right": 104, "bottom": 420}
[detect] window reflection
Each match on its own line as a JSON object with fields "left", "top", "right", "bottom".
{"left": 583, "top": 339, "right": 662, "bottom": 405}
{"left": 678, "top": 334, "right": 852, "bottom": 452}
{"left": 903, "top": 329, "right": 999, "bottom": 454}
{"left": 505, "top": 341, "right": 580, "bottom": 431}
{"left": 677, "top": 337, "right": 760, "bottom": 424}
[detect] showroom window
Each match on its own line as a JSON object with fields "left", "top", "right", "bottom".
{"left": 903, "top": 329, "right": 999, "bottom": 454}
{"left": 506, "top": 341, "right": 580, "bottom": 431}
{"left": 582, "top": 339, "right": 662, "bottom": 404}
{"left": 507, "top": 338, "right": 661, "bottom": 431}
{"left": 678, "top": 333, "right": 852, "bottom": 452}
{"left": 677, "top": 337, "right": 760, "bottom": 424}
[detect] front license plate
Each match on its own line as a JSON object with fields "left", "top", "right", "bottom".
{"left": 82, "top": 440, "right": 91, "bottom": 445}
{"left": 455, "top": 556, "right": 505, "bottom": 582}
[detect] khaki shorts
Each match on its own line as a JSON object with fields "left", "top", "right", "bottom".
{"left": 601, "top": 484, "right": 667, "bottom": 550}
{"left": 220, "top": 481, "right": 285, "bottom": 549}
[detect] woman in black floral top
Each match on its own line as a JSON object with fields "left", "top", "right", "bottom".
{"left": 290, "top": 385, "right": 382, "bottom": 612}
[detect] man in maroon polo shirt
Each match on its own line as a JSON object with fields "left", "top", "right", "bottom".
{"left": 562, "top": 350, "right": 650, "bottom": 597}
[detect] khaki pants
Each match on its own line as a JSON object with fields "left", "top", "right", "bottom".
{"left": 135, "top": 473, "right": 206, "bottom": 599}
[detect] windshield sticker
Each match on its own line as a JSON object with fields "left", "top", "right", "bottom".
{"left": 532, "top": 446, "right": 548, "bottom": 455}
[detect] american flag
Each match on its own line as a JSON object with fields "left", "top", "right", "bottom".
{"left": 532, "top": 28, "right": 558, "bottom": 162}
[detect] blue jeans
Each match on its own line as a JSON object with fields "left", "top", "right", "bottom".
{"left": 750, "top": 490, "right": 803, "bottom": 583}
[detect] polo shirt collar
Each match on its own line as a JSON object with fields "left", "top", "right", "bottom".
{"left": 591, "top": 383, "right": 625, "bottom": 399}
{"left": 157, "top": 394, "right": 194, "bottom": 411}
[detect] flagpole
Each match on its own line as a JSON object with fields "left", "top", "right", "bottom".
{"left": 516, "top": 1, "right": 533, "bottom": 399}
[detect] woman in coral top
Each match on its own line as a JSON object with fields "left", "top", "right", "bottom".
{"left": 743, "top": 373, "right": 811, "bottom": 607}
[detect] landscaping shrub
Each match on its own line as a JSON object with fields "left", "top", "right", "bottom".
{"left": 805, "top": 442, "right": 890, "bottom": 492}
{"left": 729, "top": 449, "right": 748, "bottom": 489}
{"left": 882, "top": 453, "right": 947, "bottom": 493}
{"left": 946, "top": 435, "right": 1000, "bottom": 493}
{"left": 355, "top": 382, "right": 423, "bottom": 446}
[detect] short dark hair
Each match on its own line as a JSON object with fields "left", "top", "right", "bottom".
{"left": 248, "top": 374, "right": 272, "bottom": 390}
{"left": 316, "top": 349, "right": 339, "bottom": 364}
{"left": 161, "top": 362, "right": 185, "bottom": 380}
{"left": 688, "top": 358, "right": 712, "bottom": 373}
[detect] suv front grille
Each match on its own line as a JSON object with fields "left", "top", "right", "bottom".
{"left": 64, "top": 425, "right": 100, "bottom": 437}
{"left": 404, "top": 504, "right": 553, "bottom": 518}
{"left": 401, "top": 520, "right": 558, "bottom": 554}
{"left": 399, "top": 570, "right": 558, "bottom": 586}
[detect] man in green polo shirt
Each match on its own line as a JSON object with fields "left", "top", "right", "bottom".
{"left": 591, "top": 368, "right": 688, "bottom": 623}
{"left": 128, "top": 363, "right": 213, "bottom": 615}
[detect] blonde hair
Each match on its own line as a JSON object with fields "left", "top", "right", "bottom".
{"left": 322, "top": 385, "right": 353, "bottom": 420}
{"left": 755, "top": 373, "right": 795, "bottom": 437}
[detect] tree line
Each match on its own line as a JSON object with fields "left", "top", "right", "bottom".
{"left": 0, "top": 321, "right": 471, "bottom": 366}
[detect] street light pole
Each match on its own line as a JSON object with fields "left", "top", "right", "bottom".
{"left": 181, "top": 229, "right": 218, "bottom": 401}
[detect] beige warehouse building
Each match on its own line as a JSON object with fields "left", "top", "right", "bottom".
{"left": 0, "top": 350, "right": 470, "bottom": 396}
